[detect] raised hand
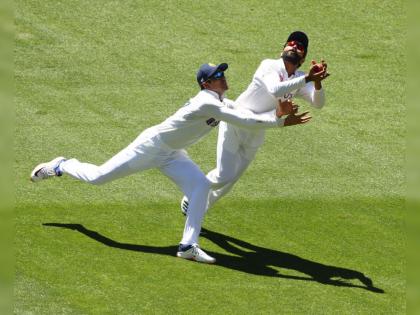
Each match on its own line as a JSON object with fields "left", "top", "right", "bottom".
{"left": 306, "top": 60, "right": 330, "bottom": 83}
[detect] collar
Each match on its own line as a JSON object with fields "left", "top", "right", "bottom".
{"left": 203, "top": 89, "right": 224, "bottom": 101}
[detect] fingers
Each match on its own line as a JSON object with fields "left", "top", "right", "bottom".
{"left": 296, "top": 111, "right": 310, "bottom": 118}
{"left": 300, "top": 116, "right": 312, "bottom": 123}
{"left": 289, "top": 115, "right": 312, "bottom": 125}
{"left": 318, "top": 72, "right": 330, "bottom": 81}
{"left": 284, "top": 112, "right": 312, "bottom": 126}
{"left": 296, "top": 115, "right": 312, "bottom": 124}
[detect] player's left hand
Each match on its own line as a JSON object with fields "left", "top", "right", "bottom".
{"left": 311, "top": 60, "right": 330, "bottom": 81}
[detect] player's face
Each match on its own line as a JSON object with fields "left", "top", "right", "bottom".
{"left": 285, "top": 41, "right": 305, "bottom": 58}
{"left": 283, "top": 42, "right": 306, "bottom": 67}
{"left": 206, "top": 71, "right": 228, "bottom": 95}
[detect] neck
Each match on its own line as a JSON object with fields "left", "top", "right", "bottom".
{"left": 206, "top": 88, "right": 224, "bottom": 100}
{"left": 284, "top": 60, "right": 297, "bottom": 76}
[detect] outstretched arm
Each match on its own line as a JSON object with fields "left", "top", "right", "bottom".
{"left": 200, "top": 102, "right": 285, "bottom": 130}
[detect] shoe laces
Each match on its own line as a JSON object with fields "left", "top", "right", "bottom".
{"left": 192, "top": 245, "right": 205, "bottom": 257}
{"left": 37, "top": 167, "right": 56, "bottom": 179}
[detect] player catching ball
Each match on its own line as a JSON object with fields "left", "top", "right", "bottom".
{"left": 30, "top": 62, "right": 316, "bottom": 264}
{"left": 182, "top": 31, "right": 330, "bottom": 215}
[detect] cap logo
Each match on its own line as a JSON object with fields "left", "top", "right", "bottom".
{"left": 208, "top": 63, "right": 216, "bottom": 67}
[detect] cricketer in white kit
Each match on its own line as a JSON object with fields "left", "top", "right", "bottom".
{"left": 30, "top": 62, "right": 309, "bottom": 264}
{"left": 181, "top": 31, "right": 330, "bottom": 214}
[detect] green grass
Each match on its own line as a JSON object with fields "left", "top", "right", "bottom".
{"left": 15, "top": 0, "right": 405, "bottom": 314}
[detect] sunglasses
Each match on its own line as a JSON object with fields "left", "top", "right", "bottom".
{"left": 209, "top": 71, "right": 225, "bottom": 80}
{"left": 286, "top": 41, "right": 305, "bottom": 52}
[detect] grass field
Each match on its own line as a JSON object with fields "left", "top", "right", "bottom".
{"left": 15, "top": 0, "right": 405, "bottom": 314}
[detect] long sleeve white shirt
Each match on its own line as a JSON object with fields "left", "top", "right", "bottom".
{"left": 148, "top": 89, "right": 284, "bottom": 150}
{"left": 235, "top": 58, "right": 325, "bottom": 114}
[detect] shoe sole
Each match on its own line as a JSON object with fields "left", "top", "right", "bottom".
{"left": 30, "top": 157, "right": 65, "bottom": 182}
{"left": 30, "top": 162, "right": 48, "bottom": 182}
{"left": 176, "top": 252, "right": 216, "bottom": 264}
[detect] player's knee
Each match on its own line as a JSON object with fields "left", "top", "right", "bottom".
{"left": 211, "top": 170, "right": 238, "bottom": 187}
{"left": 192, "top": 177, "right": 211, "bottom": 193}
{"left": 89, "top": 178, "right": 105, "bottom": 185}
{"left": 88, "top": 173, "right": 108, "bottom": 185}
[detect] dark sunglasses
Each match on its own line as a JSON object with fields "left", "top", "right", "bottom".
{"left": 286, "top": 40, "right": 305, "bottom": 52}
{"left": 209, "top": 71, "right": 225, "bottom": 80}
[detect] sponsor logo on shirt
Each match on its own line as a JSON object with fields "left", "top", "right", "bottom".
{"left": 283, "top": 93, "right": 294, "bottom": 100}
{"left": 206, "top": 118, "right": 220, "bottom": 127}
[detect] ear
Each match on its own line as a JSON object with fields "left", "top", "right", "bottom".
{"left": 201, "top": 81, "right": 210, "bottom": 89}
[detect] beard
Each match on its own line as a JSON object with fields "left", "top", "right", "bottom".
{"left": 281, "top": 50, "right": 303, "bottom": 67}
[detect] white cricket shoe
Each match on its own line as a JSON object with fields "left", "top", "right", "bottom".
{"left": 180, "top": 196, "right": 189, "bottom": 216}
{"left": 30, "top": 157, "right": 66, "bottom": 182}
{"left": 176, "top": 244, "right": 216, "bottom": 264}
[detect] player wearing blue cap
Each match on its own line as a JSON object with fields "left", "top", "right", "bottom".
{"left": 30, "top": 62, "right": 309, "bottom": 264}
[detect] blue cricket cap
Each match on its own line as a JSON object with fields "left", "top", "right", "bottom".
{"left": 196, "top": 62, "right": 228, "bottom": 86}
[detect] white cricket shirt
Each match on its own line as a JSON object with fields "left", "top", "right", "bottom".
{"left": 236, "top": 58, "right": 325, "bottom": 113}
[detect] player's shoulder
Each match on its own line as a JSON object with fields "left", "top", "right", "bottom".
{"left": 259, "top": 58, "right": 279, "bottom": 68}
{"left": 193, "top": 90, "right": 222, "bottom": 108}
{"left": 257, "top": 58, "right": 284, "bottom": 74}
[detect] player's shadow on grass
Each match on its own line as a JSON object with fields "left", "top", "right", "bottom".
{"left": 199, "top": 228, "right": 384, "bottom": 293}
{"left": 43, "top": 223, "right": 384, "bottom": 293}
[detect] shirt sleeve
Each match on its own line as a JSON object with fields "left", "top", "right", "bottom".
{"left": 260, "top": 71, "right": 306, "bottom": 98}
{"left": 296, "top": 81, "right": 326, "bottom": 109}
{"left": 200, "top": 103, "right": 285, "bottom": 129}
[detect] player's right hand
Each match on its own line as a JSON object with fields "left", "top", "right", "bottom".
{"left": 284, "top": 111, "right": 312, "bottom": 126}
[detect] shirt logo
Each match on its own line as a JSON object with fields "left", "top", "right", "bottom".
{"left": 283, "top": 93, "right": 294, "bottom": 100}
{"left": 206, "top": 118, "right": 220, "bottom": 127}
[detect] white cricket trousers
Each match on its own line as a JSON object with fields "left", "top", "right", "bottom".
{"left": 59, "top": 128, "right": 210, "bottom": 246}
{"left": 206, "top": 122, "right": 263, "bottom": 208}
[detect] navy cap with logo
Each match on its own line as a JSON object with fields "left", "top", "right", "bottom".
{"left": 196, "top": 63, "right": 228, "bottom": 87}
{"left": 286, "top": 31, "right": 309, "bottom": 57}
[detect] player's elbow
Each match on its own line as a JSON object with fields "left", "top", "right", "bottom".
{"left": 311, "top": 90, "right": 326, "bottom": 109}
{"left": 311, "top": 94, "right": 326, "bottom": 109}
